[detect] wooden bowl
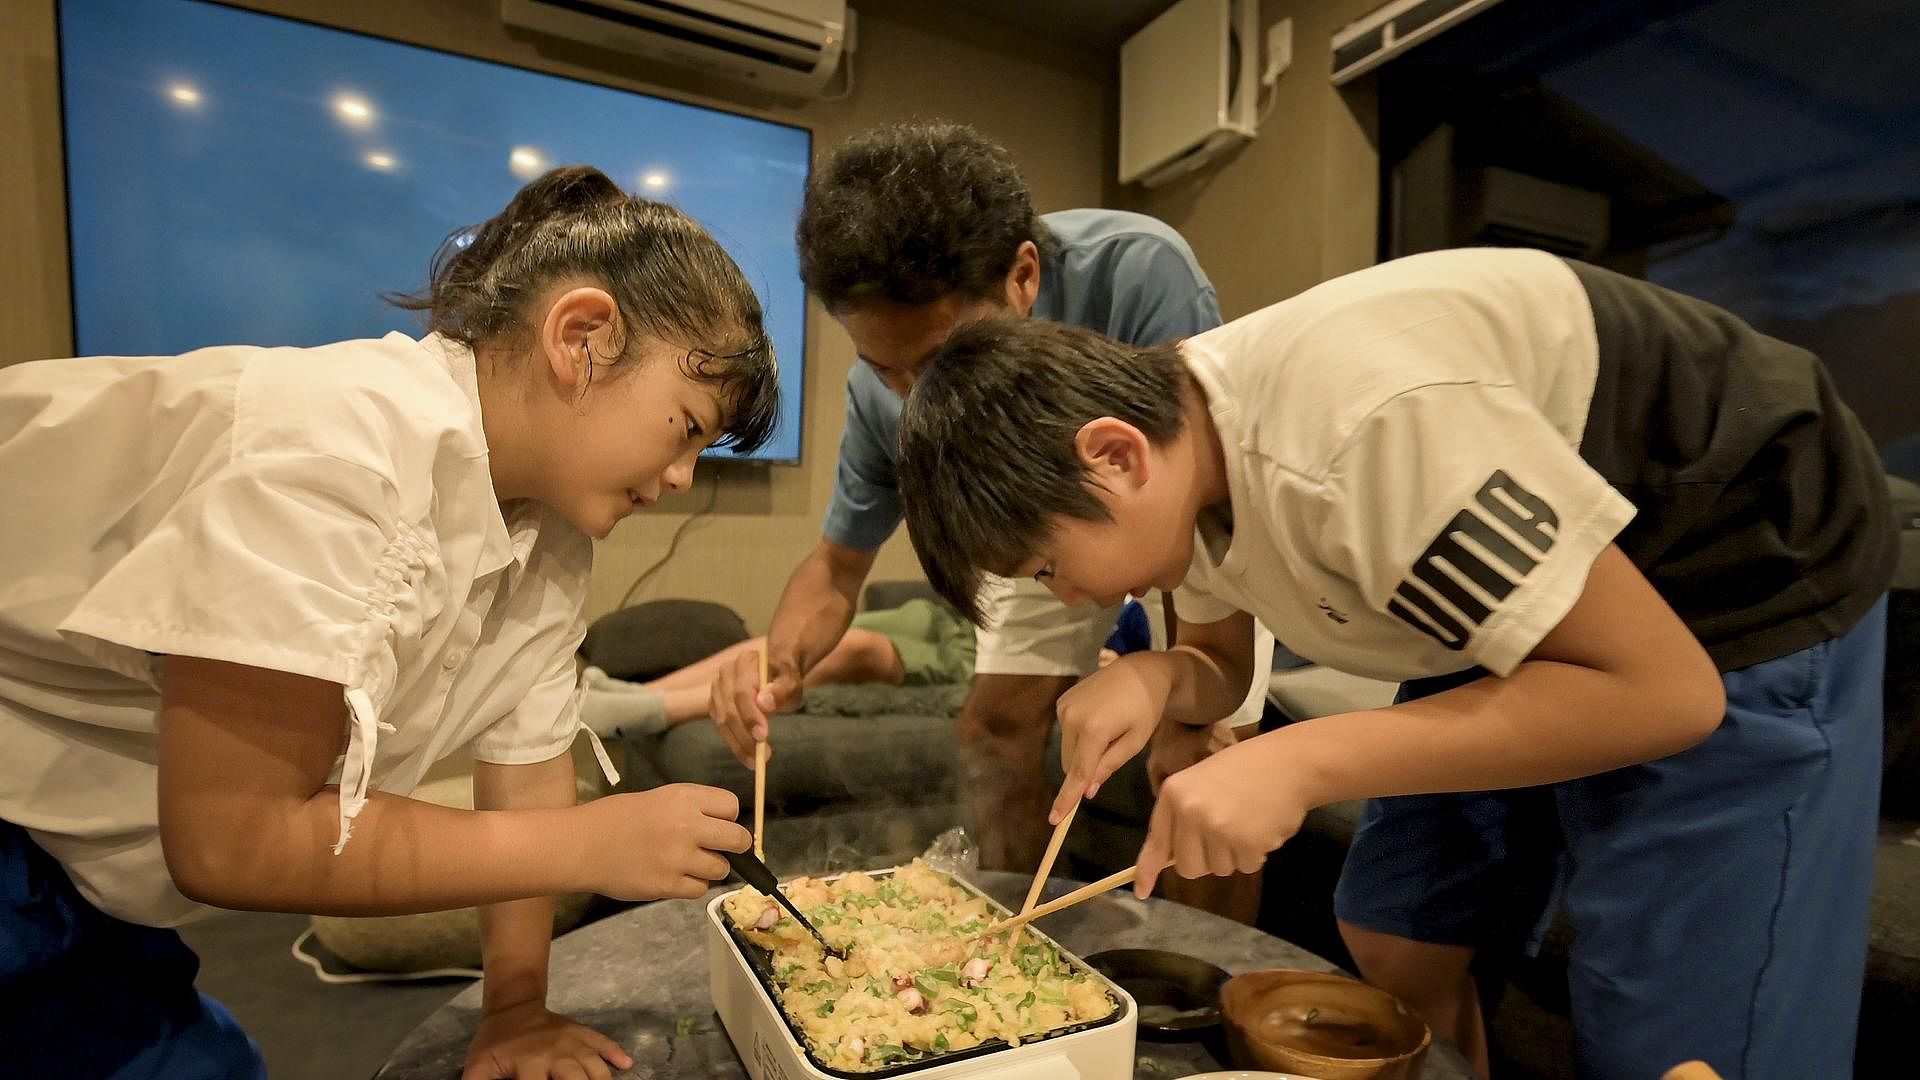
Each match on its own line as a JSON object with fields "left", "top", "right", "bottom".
{"left": 1219, "top": 969, "right": 1430, "bottom": 1080}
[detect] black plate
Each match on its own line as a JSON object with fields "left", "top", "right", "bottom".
{"left": 1085, "top": 948, "right": 1227, "bottom": 1041}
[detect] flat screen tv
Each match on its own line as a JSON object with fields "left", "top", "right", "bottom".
{"left": 57, "top": 0, "right": 810, "bottom": 463}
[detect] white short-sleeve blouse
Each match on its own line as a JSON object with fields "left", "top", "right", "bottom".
{"left": 0, "top": 331, "right": 610, "bottom": 926}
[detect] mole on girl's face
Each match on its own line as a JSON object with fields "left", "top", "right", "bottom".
{"left": 548, "top": 346, "right": 722, "bottom": 539}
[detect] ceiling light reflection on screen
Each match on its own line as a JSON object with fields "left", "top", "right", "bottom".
{"left": 167, "top": 84, "right": 202, "bottom": 106}
{"left": 333, "top": 94, "right": 373, "bottom": 125}
{"left": 365, "top": 152, "right": 395, "bottom": 171}
{"left": 641, "top": 171, "right": 668, "bottom": 190}
{"left": 509, "top": 147, "right": 544, "bottom": 179}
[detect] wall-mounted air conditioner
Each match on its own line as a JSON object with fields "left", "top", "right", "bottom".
{"left": 500, "top": 0, "right": 851, "bottom": 99}
{"left": 1119, "top": 0, "right": 1259, "bottom": 187}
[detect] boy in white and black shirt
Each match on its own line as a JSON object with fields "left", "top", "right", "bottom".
{"left": 892, "top": 248, "right": 1894, "bottom": 1080}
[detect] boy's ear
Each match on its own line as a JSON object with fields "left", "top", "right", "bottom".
{"left": 538, "top": 286, "right": 620, "bottom": 392}
{"left": 1074, "top": 416, "right": 1152, "bottom": 489}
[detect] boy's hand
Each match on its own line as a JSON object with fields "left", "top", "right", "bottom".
{"left": 462, "top": 1000, "right": 631, "bottom": 1080}
{"left": 710, "top": 649, "right": 803, "bottom": 767}
{"left": 1051, "top": 658, "right": 1169, "bottom": 823}
{"left": 582, "top": 784, "right": 751, "bottom": 900}
{"left": 1134, "top": 741, "right": 1305, "bottom": 897}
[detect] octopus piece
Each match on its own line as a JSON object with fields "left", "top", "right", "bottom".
{"left": 960, "top": 957, "right": 993, "bottom": 987}
{"left": 895, "top": 987, "right": 929, "bottom": 1014}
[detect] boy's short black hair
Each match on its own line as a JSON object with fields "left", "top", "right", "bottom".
{"left": 796, "top": 120, "right": 1054, "bottom": 311}
{"left": 896, "top": 317, "right": 1190, "bottom": 623}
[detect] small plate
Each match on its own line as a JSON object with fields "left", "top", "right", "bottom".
{"left": 1086, "top": 948, "right": 1228, "bottom": 1041}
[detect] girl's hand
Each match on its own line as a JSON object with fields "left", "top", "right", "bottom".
{"left": 1051, "top": 657, "right": 1170, "bottom": 823}
{"left": 581, "top": 784, "right": 751, "bottom": 900}
{"left": 1134, "top": 740, "right": 1307, "bottom": 896}
{"left": 462, "top": 1000, "right": 631, "bottom": 1080}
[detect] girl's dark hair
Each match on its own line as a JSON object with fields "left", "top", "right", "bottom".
{"left": 896, "top": 317, "right": 1190, "bottom": 624}
{"left": 389, "top": 165, "right": 777, "bottom": 453}
{"left": 796, "top": 120, "right": 1055, "bottom": 311}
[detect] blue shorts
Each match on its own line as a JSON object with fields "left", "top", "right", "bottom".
{"left": 1334, "top": 598, "right": 1886, "bottom": 1080}
{"left": 0, "top": 820, "right": 266, "bottom": 1079}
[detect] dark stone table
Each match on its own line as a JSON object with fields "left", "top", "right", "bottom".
{"left": 376, "top": 871, "right": 1473, "bottom": 1079}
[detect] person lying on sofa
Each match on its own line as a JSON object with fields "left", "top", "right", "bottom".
{"left": 580, "top": 598, "right": 1156, "bottom": 736}
{"left": 580, "top": 597, "right": 975, "bottom": 736}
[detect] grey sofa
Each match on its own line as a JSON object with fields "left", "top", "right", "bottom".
{"left": 581, "top": 582, "right": 972, "bottom": 877}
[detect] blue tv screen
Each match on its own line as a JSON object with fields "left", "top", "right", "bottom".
{"left": 57, "top": 0, "right": 810, "bottom": 463}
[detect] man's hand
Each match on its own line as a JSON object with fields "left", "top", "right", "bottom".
{"left": 1135, "top": 737, "right": 1305, "bottom": 896}
{"left": 1146, "top": 717, "right": 1239, "bottom": 795}
{"left": 1051, "top": 656, "right": 1170, "bottom": 823}
{"left": 709, "top": 649, "right": 803, "bottom": 767}
{"left": 462, "top": 1000, "right": 631, "bottom": 1080}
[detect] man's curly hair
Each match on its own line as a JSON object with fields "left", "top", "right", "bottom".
{"left": 796, "top": 120, "right": 1054, "bottom": 311}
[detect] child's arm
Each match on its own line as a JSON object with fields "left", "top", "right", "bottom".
{"left": 1135, "top": 545, "right": 1725, "bottom": 889}
{"left": 470, "top": 753, "right": 576, "bottom": 1017}
{"left": 1050, "top": 611, "right": 1256, "bottom": 820}
{"left": 460, "top": 753, "right": 635, "bottom": 1078}
{"left": 157, "top": 655, "right": 749, "bottom": 914}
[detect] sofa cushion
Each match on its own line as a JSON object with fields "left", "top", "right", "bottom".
{"left": 651, "top": 683, "right": 967, "bottom": 809}
{"left": 580, "top": 599, "right": 748, "bottom": 682}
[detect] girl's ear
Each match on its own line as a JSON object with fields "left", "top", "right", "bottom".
{"left": 1074, "top": 416, "right": 1152, "bottom": 491}
{"left": 537, "top": 286, "right": 620, "bottom": 392}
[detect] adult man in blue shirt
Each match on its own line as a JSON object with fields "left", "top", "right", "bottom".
{"left": 706, "top": 120, "right": 1273, "bottom": 870}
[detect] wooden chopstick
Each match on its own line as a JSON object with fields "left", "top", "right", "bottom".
{"left": 753, "top": 648, "right": 769, "bottom": 862}
{"left": 1013, "top": 802, "right": 1078, "bottom": 945}
{"left": 985, "top": 865, "right": 1137, "bottom": 936}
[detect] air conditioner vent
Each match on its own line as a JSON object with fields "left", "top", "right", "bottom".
{"left": 501, "top": 0, "right": 849, "bottom": 98}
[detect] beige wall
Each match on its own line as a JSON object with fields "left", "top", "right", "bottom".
{"left": 1, "top": 0, "right": 71, "bottom": 362}
{"left": 1118, "top": 0, "right": 1384, "bottom": 319}
{"left": 0, "top": 0, "right": 1115, "bottom": 631}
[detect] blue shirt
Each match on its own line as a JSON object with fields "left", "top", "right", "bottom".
{"left": 822, "top": 208, "right": 1221, "bottom": 550}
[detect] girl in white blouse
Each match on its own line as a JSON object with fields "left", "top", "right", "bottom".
{"left": 0, "top": 166, "right": 776, "bottom": 1080}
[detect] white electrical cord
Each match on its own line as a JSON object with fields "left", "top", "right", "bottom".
{"left": 1253, "top": 17, "right": 1292, "bottom": 131}
{"left": 290, "top": 926, "right": 481, "bottom": 985}
{"left": 1255, "top": 82, "right": 1281, "bottom": 127}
